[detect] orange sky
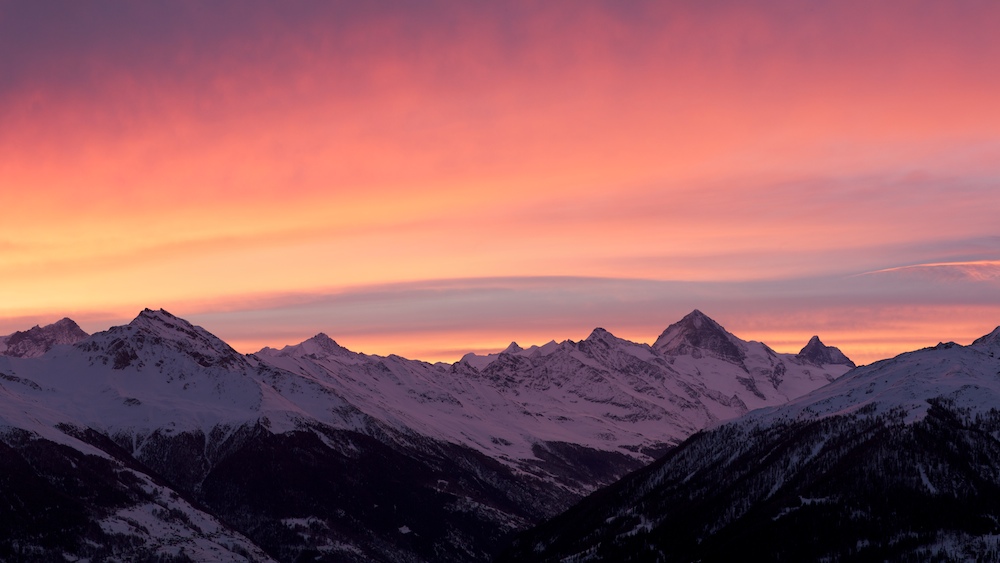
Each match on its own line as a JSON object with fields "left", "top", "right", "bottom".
{"left": 2, "top": 1, "right": 999, "bottom": 365}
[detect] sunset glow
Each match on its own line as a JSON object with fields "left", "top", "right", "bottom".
{"left": 3, "top": 1, "right": 999, "bottom": 365}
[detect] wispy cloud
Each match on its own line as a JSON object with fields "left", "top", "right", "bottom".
{"left": 861, "top": 260, "right": 1000, "bottom": 283}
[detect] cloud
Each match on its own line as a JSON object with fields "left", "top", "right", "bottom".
{"left": 861, "top": 261, "right": 1000, "bottom": 283}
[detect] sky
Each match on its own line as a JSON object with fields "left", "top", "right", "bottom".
{"left": 2, "top": 0, "right": 999, "bottom": 365}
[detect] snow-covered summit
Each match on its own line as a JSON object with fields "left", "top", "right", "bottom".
{"left": 504, "top": 341, "right": 524, "bottom": 354}
{"left": 128, "top": 308, "right": 239, "bottom": 357}
{"left": 652, "top": 309, "right": 746, "bottom": 363}
{"left": 584, "top": 327, "right": 629, "bottom": 346}
{"left": 0, "top": 317, "right": 88, "bottom": 358}
{"left": 257, "top": 332, "right": 353, "bottom": 360}
{"left": 76, "top": 308, "right": 245, "bottom": 370}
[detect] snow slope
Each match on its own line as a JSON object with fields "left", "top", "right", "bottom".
{"left": 746, "top": 324, "right": 1000, "bottom": 426}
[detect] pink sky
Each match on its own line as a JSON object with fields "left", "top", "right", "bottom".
{"left": 2, "top": 1, "right": 999, "bottom": 365}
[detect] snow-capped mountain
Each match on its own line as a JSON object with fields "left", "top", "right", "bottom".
{"left": 501, "top": 325, "right": 1000, "bottom": 562}
{"left": 0, "top": 317, "right": 88, "bottom": 358}
{"left": 1, "top": 309, "right": 270, "bottom": 443}
{"left": 0, "top": 308, "right": 852, "bottom": 562}
{"left": 255, "top": 309, "right": 853, "bottom": 494}
{"left": 0, "top": 309, "right": 553, "bottom": 562}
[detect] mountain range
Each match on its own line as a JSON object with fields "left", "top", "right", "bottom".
{"left": 0, "top": 308, "right": 851, "bottom": 562}
{"left": 500, "top": 326, "right": 1000, "bottom": 562}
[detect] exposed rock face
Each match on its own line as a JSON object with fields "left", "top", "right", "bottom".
{"left": 797, "top": 335, "right": 856, "bottom": 367}
{"left": 652, "top": 309, "right": 746, "bottom": 364}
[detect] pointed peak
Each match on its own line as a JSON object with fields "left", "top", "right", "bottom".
{"left": 585, "top": 327, "right": 619, "bottom": 344}
{"left": 78, "top": 309, "right": 242, "bottom": 370}
{"left": 262, "top": 332, "right": 353, "bottom": 359}
{"left": 683, "top": 308, "right": 715, "bottom": 323}
{"left": 652, "top": 310, "right": 746, "bottom": 364}
{"left": 674, "top": 309, "right": 726, "bottom": 332}
{"left": 53, "top": 317, "right": 80, "bottom": 328}
{"left": 302, "top": 332, "right": 350, "bottom": 354}
{"left": 797, "top": 335, "right": 855, "bottom": 368}
{"left": 502, "top": 342, "right": 523, "bottom": 354}
{"left": 308, "top": 332, "right": 338, "bottom": 345}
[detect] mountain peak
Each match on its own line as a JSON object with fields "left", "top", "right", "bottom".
{"left": 796, "top": 335, "right": 855, "bottom": 367}
{"left": 585, "top": 327, "right": 633, "bottom": 348}
{"left": 131, "top": 307, "right": 180, "bottom": 327}
{"left": 126, "top": 308, "right": 192, "bottom": 336}
{"left": 256, "top": 332, "right": 355, "bottom": 360}
{"left": 502, "top": 342, "right": 523, "bottom": 354}
{"left": 78, "top": 309, "right": 242, "bottom": 370}
{"left": 298, "top": 333, "right": 351, "bottom": 356}
{"left": 586, "top": 327, "right": 612, "bottom": 340}
{"left": 687, "top": 308, "right": 710, "bottom": 322}
{"left": 0, "top": 317, "right": 89, "bottom": 358}
{"left": 127, "top": 309, "right": 231, "bottom": 348}
{"left": 652, "top": 310, "right": 746, "bottom": 364}
{"left": 52, "top": 317, "right": 83, "bottom": 329}
{"left": 311, "top": 332, "right": 334, "bottom": 343}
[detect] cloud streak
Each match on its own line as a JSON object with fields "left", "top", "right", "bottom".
{"left": 862, "top": 261, "right": 1000, "bottom": 283}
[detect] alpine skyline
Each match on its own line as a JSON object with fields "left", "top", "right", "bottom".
{"left": 2, "top": 1, "right": 999, "bottom": 364}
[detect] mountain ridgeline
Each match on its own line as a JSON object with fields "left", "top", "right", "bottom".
{"left": 0, "top": 309, "right": 852, "bottom": 562}
{"left": 0, "top": 317, "right": 87, "bottom": 358}
{"left": 500, "top": 328, "right": 1000, "bottom": 562}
